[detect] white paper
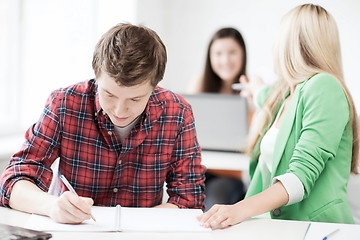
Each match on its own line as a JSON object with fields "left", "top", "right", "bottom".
{"left": 25, "top": 206, "right": 117, "bottom": 232}
{"left": 304, "top": 222, "right": 360, "bottom": 240}
{"left": 25, "top": 206, "right": 210, "bottom": 232}
{"left": 120, "top": 207, "right": 209, "bottom": 232}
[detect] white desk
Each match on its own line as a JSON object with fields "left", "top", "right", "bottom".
{"left": 2, "top": 206, "right": 359, "bottom": 240}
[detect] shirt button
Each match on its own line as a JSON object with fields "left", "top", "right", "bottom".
{"left": 103, "top": 111, "right": 106, "bottom": 115}
{"left": 118, "top": 159, "right": 122, "bottom": 165}
{"left": 108, "top": 131, "right": 112, "bottom": 135}
{"left": 94, "top": 112, "right": 98, "bottom": 117}
{"left": 273, "top": 208, "right": 281, "bottom": 216}
{"left": 113, "top": 188, "right": 118, "bottom": 193}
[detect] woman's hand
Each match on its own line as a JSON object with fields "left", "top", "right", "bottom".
{"left": 197, "top": 182, "right": 289, "bottom": 230}
{"left": 197, "top": 203, "right": 247, "bottom": 229}
{"left": 239, "top": 75, "right": 265, "bottom": 101}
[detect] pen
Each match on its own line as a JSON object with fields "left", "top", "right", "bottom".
{"left": 322, "top": 228, "right": 339, "bottom": 240}
{"left": 232, "top": 83, "right": 244, "bottom": 91}
{"left": 302, "top": 223, "right": 311, "bottom": 240}
{"left": 59, "top": 174, "right": 96, "bottom": 222}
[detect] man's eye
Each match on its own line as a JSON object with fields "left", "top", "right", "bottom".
{"left": 107, "top": 93, "right": 114, "bottom": 97}
{"left": 131, "top": 98, "right": 140, "bottom": 102}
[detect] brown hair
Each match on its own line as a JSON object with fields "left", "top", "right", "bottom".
{"left": 199, "top": 27, "right": 247, "bottom": 93}
{"left": 92, "top": 23, "right": 167, "bottom": 87}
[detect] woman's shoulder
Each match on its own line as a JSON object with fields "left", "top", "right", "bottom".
{"left": 302, "top": 73, "right": 340, "bottom": 91}
{"left": 300, "top": 73, "right": 348, "bottom": 107}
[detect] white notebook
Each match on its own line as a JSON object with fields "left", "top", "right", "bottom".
{"left": 25, "top": 206, "right": 210, "bottom": 232}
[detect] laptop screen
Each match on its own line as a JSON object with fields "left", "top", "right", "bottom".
{"left": 181, "top": 93, "right": 248, "bottom": 152}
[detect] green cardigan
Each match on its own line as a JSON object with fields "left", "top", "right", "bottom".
{"left": 245, "top": 73, "right": 354, "bottom": 224}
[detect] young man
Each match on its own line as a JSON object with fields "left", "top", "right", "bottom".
{"left": 0, "top": 24, "right": 205, "bottom": 223}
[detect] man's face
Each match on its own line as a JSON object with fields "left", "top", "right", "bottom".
{"left": 97, "top": 72, "right": 154, "bottom": 127}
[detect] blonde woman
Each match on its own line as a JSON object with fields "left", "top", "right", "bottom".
{"left": 198, "top": 4, "right": 359, "bottom": 228}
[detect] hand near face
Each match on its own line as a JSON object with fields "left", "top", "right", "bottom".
{"left": 239, "top": 75, "right": 265, "bottom": 100}
{"left": 48, "top": 191, "right": 94, "bottom": 224}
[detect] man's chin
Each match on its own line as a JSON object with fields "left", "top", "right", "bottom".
{"left": 111, "top": 117, "right": 130, "bottom": 128}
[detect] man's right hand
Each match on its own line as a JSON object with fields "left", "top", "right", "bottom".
{"left": 9, "top": 180, "right": 94, "bottom": 224}
{"left": 48, "top": 191, "right": 94, "bottom": 223}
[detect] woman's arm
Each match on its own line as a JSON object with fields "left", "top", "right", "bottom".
{"left": 197, "top": 181, "right": 288, "bottom": 229}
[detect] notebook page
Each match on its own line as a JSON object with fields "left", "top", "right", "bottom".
{"left": 25, "top": 206, "right": 117, "bottom": 232}
{"left": 120, "top": 207, "right": 210, "bottom": 232}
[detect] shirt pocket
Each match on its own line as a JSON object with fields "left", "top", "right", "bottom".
{"left": 308, "top": 198, "right": 343, "bottom": 222}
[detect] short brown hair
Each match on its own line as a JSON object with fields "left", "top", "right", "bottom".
{"left": 92, "top": 23, "right": 167, "bottom": 87}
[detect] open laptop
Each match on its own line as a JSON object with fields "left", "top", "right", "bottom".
{"left": 181, "top": 93, "right": 248, "bottom": 152}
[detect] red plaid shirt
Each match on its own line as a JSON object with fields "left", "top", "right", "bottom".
{"left": 0, "top": 79, "right": 205, "bottom": 209}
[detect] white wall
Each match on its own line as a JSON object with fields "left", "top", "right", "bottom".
{"left": 136, "top": 0, "right": 360, "bottom": 111}
{"left": 1, "top": 0, "right": 359, "bottom": 135}
{"left": 17, "top": 0, "right": 137, "bottom": 129}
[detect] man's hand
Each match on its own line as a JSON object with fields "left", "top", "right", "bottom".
{"left": 9, "top": 180, "right": 94, "bottom": 224}
{"left": 48, "top": 191, "right": 94, "bottom": 223}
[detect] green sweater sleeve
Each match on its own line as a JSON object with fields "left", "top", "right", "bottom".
{"left": 288, "top": 73, "right": 351, "bottom": 198}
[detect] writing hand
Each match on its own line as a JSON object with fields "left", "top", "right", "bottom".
{"left": 48, "top": 191, "right": 94, "bottom": 224}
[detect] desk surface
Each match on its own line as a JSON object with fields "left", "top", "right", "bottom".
{"left": 1, "top": 206, "right": 359, "bottom": 240}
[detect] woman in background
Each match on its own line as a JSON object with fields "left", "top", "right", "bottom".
{"left": 191, "top": 27, "right": 248, "bottom": 211}
{"left": 190, "top": 27, "right": 246, "bottom": 94}
{"left": 198, "top": 4, "right": 359, "bottom": 228}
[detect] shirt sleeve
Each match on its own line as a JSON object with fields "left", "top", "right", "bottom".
{"left": 273, "top": 173, "right": 304, "bottom": 206}
{"left": 0, "top": 91, "right": 61, "bottom": 207}
{"left": 166, "top": 107, "right": 206, "bottom": 210}
{"left": 288, "top": 74, "right": 350, "bottom": 198}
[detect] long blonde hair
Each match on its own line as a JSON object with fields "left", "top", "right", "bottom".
{"left": 247, "top": 4, "right": 359, "bottom": 173}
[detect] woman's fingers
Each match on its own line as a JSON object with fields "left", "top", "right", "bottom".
{"left": 198, "top": 204, "right": 219, "bottom": 226}
{"left": 198, "top": 204, "right": 244, "bottom": 230}
{"left": 198, "top": 204, "right": 230, "bottom": 229}
{"left": 239, "top": 74, "right": 249, "bottom": 85}
{"left": 239, "top": 75, "right": 252, "bottom": 98}
{"left": 207, "top": 212, "right": 228, "bottom": 229}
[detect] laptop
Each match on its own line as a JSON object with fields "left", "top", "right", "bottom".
{"left": 181, "top": 93, "right": 248, "bottom": 152}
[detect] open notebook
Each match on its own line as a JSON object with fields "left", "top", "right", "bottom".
{"left": 25, "top": 206, "right": 210, "bottom": 232}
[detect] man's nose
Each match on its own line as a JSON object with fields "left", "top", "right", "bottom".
{"left": 114, "top": 101, "right": 127, "bottom": 116}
